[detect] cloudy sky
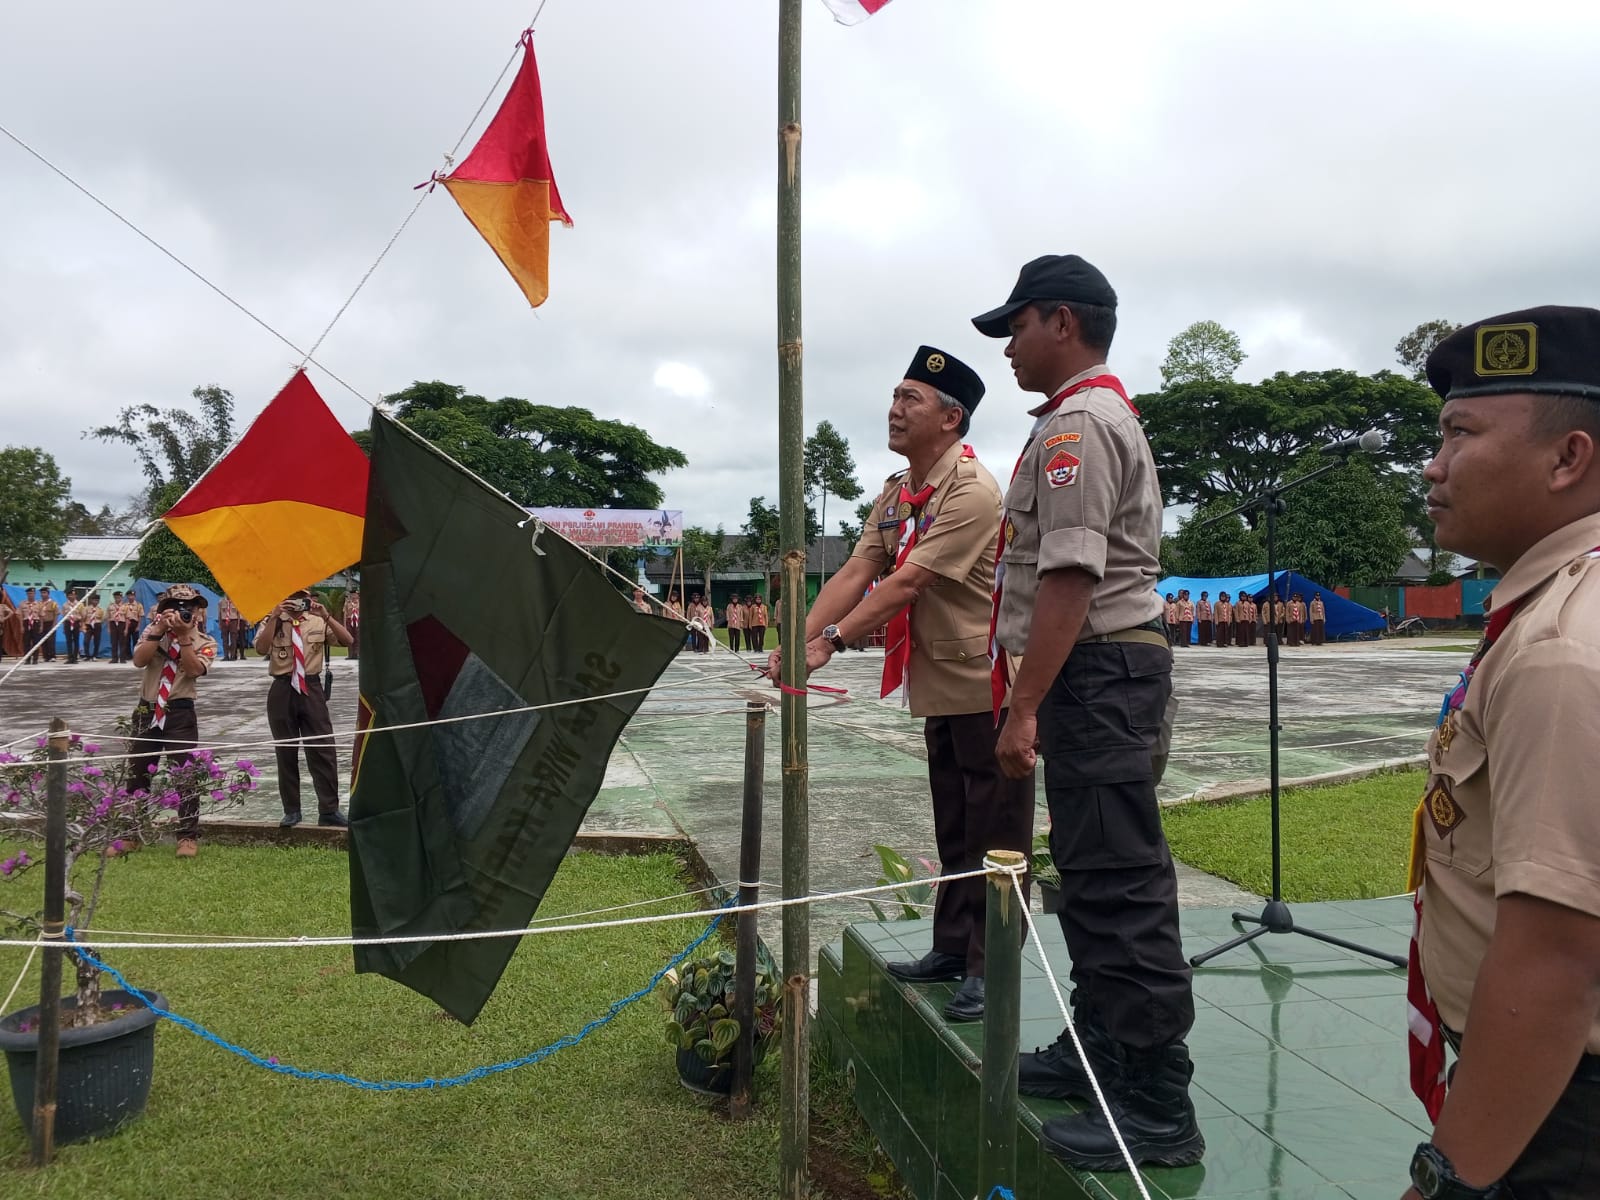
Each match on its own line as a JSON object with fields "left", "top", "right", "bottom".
{"left": 4, "top": 1, "right": 1599, "bottom": 534}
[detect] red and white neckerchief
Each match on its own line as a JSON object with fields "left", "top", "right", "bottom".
{"left": 879, "top": 445, "right": 976, "bottom": 702}
{"left": 988, "top": 375, "right": 1137, "bottom": 721}
{"left": 151, "top": 639, "right": 181, "bottom": 730}
{"left": 290, "top": 620, "right": 308, "bottom": 695}
{"left": 1405, "top": 549, "right": 1600, "bottom": 1120}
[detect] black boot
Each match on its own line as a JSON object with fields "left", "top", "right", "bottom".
{"left": 1040, "top": 1042, "right": 1205, "bottom": 1172}
{"left": 1018, "top": 1014, "right": 1122, "bottom": 1100}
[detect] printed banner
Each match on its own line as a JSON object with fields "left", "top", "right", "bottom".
{"left": 526, "top": 508, "right": 682, "bottom": 548}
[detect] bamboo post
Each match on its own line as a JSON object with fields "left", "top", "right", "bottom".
{"left": 977, "top": 849, "right": 1026, "bottom": 1196}
{"left": 730, "top": 700, "right": 767, "bottom": 1120}
{"left": 776, "top": 0, "right": 809, "bottom": 1191}
{"left": 30, "top": 715, "right": 70, "bottom": 1167}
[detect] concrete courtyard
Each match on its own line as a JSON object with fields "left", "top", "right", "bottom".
{"left": 0, "top": 638, "right": 1463, "bottom": 948}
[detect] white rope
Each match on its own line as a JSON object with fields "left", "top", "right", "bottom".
{"left": 1178, "top": 728, "right": 1432, "bottom": 757}
{"left": 1, "top": 939, "right": 40, "bottom": 1016}
{"left": 1008, "top": 869, "right": 1153, "bottom": 1199}
{"left": 0, "top": 524, "right": 157, "bottom": 692}
{"left": 0, "top": 865, "right": 989, "bottom": 952}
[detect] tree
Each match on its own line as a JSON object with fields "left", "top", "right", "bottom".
{"left": 0, "top": 446, "right": 72, "bottom": 583}
{"left": 88, "top": 386, "right": 238, "bottom": 587}
{"left": 1159, "top": 320, "right": 1246, "bottom": 388}
{"left": 364, "top": 381, "right": 687, "bottom": 509}
{"left": 739, "top": 497, "right": 819, "bottom": 580}
{"left": 836, "top": 498, "right": 877, "bottom": 551}
{"left": 1169, "top": 499, "right": 1262, "bottom": 578}
{"left": 89, "top": 385, "right": 236, "bottom": 499}
{"left": 1139, "top": 369, "right": 1441, "bottom": 511}
{"left": 1395, "top": 319, "right": 1460, "bottom": 383}
{"left": 680, "top": 525, "right": 739, "bottom": 599}
{"left": 1273, "top": 456, "right": 1411, "bottom": 587}
{"left": 803, "top": 420, "right": 864, "bottom": 583}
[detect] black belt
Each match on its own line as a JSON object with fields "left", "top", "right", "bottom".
{"left": 273, "top": 674, "right": 323, "bottom": 688}
{"left": 162, "top": 698, "right": 195, "bottom": 711}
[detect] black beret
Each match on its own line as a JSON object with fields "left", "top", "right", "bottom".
{"left": 972, "top": 254, "right": 1118, "bottom": 338}
{"left": 903, "top": 346, "right": 984, "bottom": 412}
{"left": 1426, "top": 305, "right": 1600, "bottom": 402}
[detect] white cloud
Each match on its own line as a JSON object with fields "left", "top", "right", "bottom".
{"left": 652, "top": 361, "right": 712, "bottom": 401}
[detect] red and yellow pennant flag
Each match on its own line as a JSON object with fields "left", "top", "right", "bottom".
{"left": 821, "top": 0, "right": 895, "bottom": 24}
{"left": 163, "top": 371, "right": 368, "bottom": 623}
{"left": 442, "top": 31, "right": 571, "bottom": 308}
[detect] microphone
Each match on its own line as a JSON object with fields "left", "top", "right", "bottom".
{"left": 1319, "top": 429, "right": 1387, "bottom": 456}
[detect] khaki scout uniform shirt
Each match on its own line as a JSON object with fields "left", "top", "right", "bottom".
{"left": 850, "top": 439, "right": 1003, "bottom": 717}
{"left": 269, "top": 614, "right": 332, "bottom": 677}
{"left": 1420, "top": 514, "right": 1600, "bottom": 1054}
{"left": 137, "top": 631, "right": 217, "bottom": 702}
{"left": 996, "top": 365, "right": 1164, "bottom": 651}
{"left": 1214, "top": 600, "right": 1232, "bottom": 625}
{"left": 726, "top": 603, "right": 743, "bottom": 630}
{"left": 1309, "top": 598, "right": 1326, "bottom": 621}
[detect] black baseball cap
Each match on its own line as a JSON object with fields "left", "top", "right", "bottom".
{"left": 972, "top": 254, "right": 1119, "bottom": 338}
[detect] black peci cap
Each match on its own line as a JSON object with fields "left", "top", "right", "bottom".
{"left": 972, "top": 254, "right": 1118, "bottom": 338}
{"left": 1426, "top": 306, "right": 1600, "bottom": 402}
{"left": 904, "top": 346, "right": 985, "bottom": 411}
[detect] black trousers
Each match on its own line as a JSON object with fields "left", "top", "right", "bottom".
{"left": 24, "top": 620, "right": 40, "bottom": 663}
{"left": 346, "top": 622, "right": 358, "bottom": 661}
{"left": 1039, "top": 641, "right": 1194, "bottom": 1051}
{"left": 1499, "top": 1052, "right": 1600, "bottom": 1198}
{"left": 267, "top": 675, "right": 341, "bottom": 815}
{"left": 925, "top": 710, "right": 1036, "bottom": 977}
{"left": 728, "top": 627, "right": 742, "bottom": 652}
{"left": 129, "top": 700, "right": 201, "bottom": 838}
{"left": 748, "top": 625, "right": 766, "bottom": 651}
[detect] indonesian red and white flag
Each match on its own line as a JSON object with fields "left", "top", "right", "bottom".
{"left": 821, "top": 0, "right": 894, "bottom": 24}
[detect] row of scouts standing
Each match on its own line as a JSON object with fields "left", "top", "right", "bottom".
{"left": 1162, "top": 589, "right": 1327, "bottom": 646}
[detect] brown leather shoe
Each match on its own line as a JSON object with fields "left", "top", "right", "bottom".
{"left": 175, "top": 837, "right": 198, "bottom": 858}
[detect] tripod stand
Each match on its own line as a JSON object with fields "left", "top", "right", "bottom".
{"left": 1189, "top": 456, "right": 1406, "bottom": 970}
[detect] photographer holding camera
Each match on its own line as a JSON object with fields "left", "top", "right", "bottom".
{"left": 254, "top": 588, "right": 352, "bottom": 828}
{"left": 129, "top": 584, "right": 217, "bottom": 858}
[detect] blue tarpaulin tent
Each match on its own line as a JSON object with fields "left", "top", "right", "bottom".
{"left": 1, "top": 583, "right": 73, "bottom": 655}
{"left": 132, "top": 579, "right": 225, "bottom": 644}
{"left": 1156, "top": 572, "right": 1385, "bottom": 643}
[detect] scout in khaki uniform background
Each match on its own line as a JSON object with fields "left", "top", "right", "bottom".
{"left": 1175, "top": 589, "right": 1193, "bottom": 646}
{"left": 770, "top": 346, "right": 1028, "bottom": 1024}
{"left": 974, "top": 255, "right": 1200, "bottom": 1171}
{"left": 1308, "top": 591, "right": 1327, "bottom": 645}
{"left": 20, "top": 588, "right": 40, "bottom": 664}
{"left": 1401, "top": 307, "right": 1600, "bottom": 1200}
{"left": 1213, "top": 591, "right": 1232, "bottom": 647}
{"left": 123, "top": 589, "right": 144, "bottom": 662}
{"left": 128, "top": 585, "right": 217, "bottom": 858}
{"left": 36, "top": 588, "right": 58, "bottom": 661}
{"left": 255, "top": 588, "right": 354, "bottom": 827}
{"left": 1195, "top": 590, "right": 1212, "bottom": 645}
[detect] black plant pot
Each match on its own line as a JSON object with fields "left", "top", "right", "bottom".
{"left": 1038, "top": 880, "right": 1064, "bottom": 914}
{"left": 0, "top": 989, "right": 166, "bottom": 1145}
{"left": 676, "top": 1046, "right": 733, "bottom": 1095}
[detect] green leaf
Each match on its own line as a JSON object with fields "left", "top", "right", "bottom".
{"left": 710, "top": 1018, "right": 740, "bottom": 1056}
{"left": 693, "top": 1038, "right": 719, "bottom": 1064}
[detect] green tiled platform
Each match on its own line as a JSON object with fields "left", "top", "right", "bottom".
{"left": 816, "top": 898, "right": 1428, "bottom": 1200}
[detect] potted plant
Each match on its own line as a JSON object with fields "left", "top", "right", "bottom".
{"left": 661, "top": 941, "right": 782, "bottom": 1095}
{"left": 1032, "top": 829, "right": 1063, "bottom": 913}
{"left": 0, "top": 733, "right": 258, "bottom": 1143}
{"left": 865, "top": 844, "right": 937, "bottom": 922}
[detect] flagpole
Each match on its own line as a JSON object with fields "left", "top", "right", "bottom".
{"left": 775, "top": 0, "right": 810, "bottom": 1196}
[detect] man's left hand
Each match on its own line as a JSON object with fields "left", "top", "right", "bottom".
{"left": 1400, "top": 1189, "right": 1421, "bottom": 1200}
{"left": 996, "top": 710, "right": 1039, "bottom": 779}
{"left": 310, "top": 600, "right": 330, "bottom": 619}
{"left": 803, "top": 637, "right": 834, "bottom": 673}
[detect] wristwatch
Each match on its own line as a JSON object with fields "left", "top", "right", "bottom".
{"left": 822, "top": 624, "right": 847, "bottom": 653}
{"left": 1410, "top": 1144, "right": 1502, "bottom": 1199}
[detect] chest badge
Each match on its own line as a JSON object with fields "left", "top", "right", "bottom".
{"left": 897, "top": 501, "right": 912, "bottom": 521}
{"left": 1424, "top": 778, "right": 1465, "bottom": 837}
{"left": 1044, "top": 449, "right": 1080, "bottom": 489}
{"left": 1434, "top": 712, "right": 1457, "bottom": 763}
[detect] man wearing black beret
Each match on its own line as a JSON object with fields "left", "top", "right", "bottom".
{"left": 975, "top": 255, "right": 1202, "bottom": 1170}
{"left": 1402, "top": 306, "right": 1600, "bottom": 1200}
{"left": 769, "top": 346, "right": 1031, "bottom": 1023}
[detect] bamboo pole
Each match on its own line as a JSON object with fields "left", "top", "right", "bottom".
{"left": 977, "top": 849, "right": 1026, "bottom": 1196}
{"left": 730, "top": 700, "right": 766, "bottom": 1120}
{"left": 30, "top": 715, "right": 70, "bottom": 1167}
{"left": 776, "top": 0, "right": 809, "bottom": 1192}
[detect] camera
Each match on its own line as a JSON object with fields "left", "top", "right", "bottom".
{"left": 158, "top": 601, "right": 196, "bottom": 623}
{"left": 288, "top": 597, "right": 311, "bottom": 614}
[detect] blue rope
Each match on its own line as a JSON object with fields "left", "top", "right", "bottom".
{"left": 63, "top": 904, "right": 729, "bottom": 1092}
{"left": 986, "top": 1188, "right": 1016, "bottom": 1200}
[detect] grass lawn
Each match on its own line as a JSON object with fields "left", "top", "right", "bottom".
{"left": 0, "top": 847, "right": 896, "bottom": 1199}
{"left": 1162, "top": 767, "right": 1425, "bottom": 902}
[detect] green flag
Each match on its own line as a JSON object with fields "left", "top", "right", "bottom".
{"left": 349, "top": 413, "right": 686, "bottom": 1023}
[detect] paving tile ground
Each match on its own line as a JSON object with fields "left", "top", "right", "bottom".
{"left": 0, "top": 639, "right": 1464, "bottom": 949}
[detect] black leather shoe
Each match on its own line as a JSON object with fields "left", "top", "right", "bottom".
{"left": 1041, "top": 1042, "right": 1205, "bottom": 1171}
{"left": 318, "top": 810, "right": 349, "bottom": 828}
{"left": 943, "top": 975, "right": 985, "bottom": 1022}
{"left": 279, "top": 812, "right": 302, "bottom": 828}
{"left": 1019, "top": 1018, "right": 1122, "bottom": 1100}
{"left": 884, "top": 950, "right": 965, "bottom": 983}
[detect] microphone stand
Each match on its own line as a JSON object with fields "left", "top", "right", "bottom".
{"left": 1188, "top": 453, "right": 1406, "bottom": 970}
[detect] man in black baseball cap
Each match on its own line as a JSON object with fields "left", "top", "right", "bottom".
{"left": 973, "top": 256, "right": 1202, "bottom": 1171}
{"left": 1402, "top": 305, "right": 1600, "bottom": 1200}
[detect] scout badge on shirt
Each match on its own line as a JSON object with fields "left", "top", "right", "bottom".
{"left": 1043, "top": 448, "right": 1080, "bottom": 489}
